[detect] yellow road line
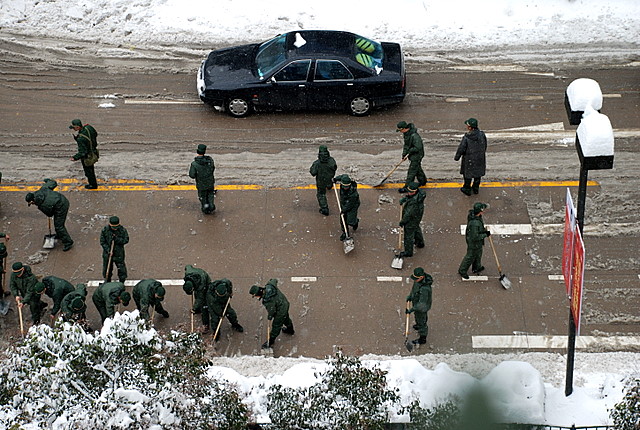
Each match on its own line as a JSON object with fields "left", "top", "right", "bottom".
{"left": 0, "top": 180, "right": 599, "bottom": 192}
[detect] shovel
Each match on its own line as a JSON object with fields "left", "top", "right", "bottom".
{"left": 404, "top": 302, "right": 414, "bottom": 352}
{"left": 333, "top": 185, "right": 355, "bottom": 254}
{"left": 0, "top": 255, "right": 8, "bottom": 316}
{"left": 213, "top": 297, "right": 231, "bottom": 344}
{"left": 374, "top": 156, "right": 407, "bottom": 188}
{"left": 18, "top": 301, "right": 25, "bottom": 337}
{"left": 105, "top": 240, "right": 115, "bottom": 282}
{"left": 391, "top": 205, "right": 404, "bottom": 269}
{"left": 488, "top": 235, "right": 512, "bottom": 289}
{"left": 190, "top": 294, "right": 195, "bottom": 333}
{"left": 43, "top": 217, "right": 56, "bottom": 249}
{"left": 261, "top": 320, "right": 274, "bottom": 357}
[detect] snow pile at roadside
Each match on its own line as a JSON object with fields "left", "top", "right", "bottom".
{"left": 1, "top": 0, "right": 638, "bottom": 54}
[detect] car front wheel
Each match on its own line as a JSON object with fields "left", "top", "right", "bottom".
{"left": 226, "top": 96, "right": 252, "bottom": 117}
{"left": 349, "top": 96, "right": 371, "bottom": 116}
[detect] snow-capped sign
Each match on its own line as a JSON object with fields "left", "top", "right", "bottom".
{"left": 566, "top": 78, "right": 603, "bottom": 111}
{"left": 577, "top": 106, "right": 614, "bottom": 157}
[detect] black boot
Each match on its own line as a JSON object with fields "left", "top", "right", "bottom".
{"left": 283, "top": 325, "right": 295, "bottom": 335}
{"left": 262, "top": 338, "right": 275, "bottom": 349}
{"left": 232, "top": 323, "right": 244, "bottom": 332}
{"left": 159, "top": 310, "right": 170, "bottom": 318}
{"left": 412, "top": 335, "right": 427, "bottom": 345}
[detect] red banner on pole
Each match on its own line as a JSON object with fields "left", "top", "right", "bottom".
{"left": 570, "top": 226, "right": 585, "bottom": 335}
{"left": 562, "top": 189, "right": 577, "bottom": 296}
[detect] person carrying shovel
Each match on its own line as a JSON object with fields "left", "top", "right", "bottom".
{"left": 249, "top": 279, "right": 294, "bottom": 349}
{"left": 133, "top": 279, "right": 169, "bottom": 321}
{"left": 100, "top": 216, "right": 129, "bottom": 283}
{"left": 206, "top": 278, "right": 244, "bottom": 341}
{"left": 40, "top": 275, "right": 75, "bottom": 323}
{"left": 398, "top": 182, "right": 426, "bottom": 259}
{"left": 183, "top": 264, "right": 212, "bottom": 333}
{"left": 458, "top": 202, "right": 490, "bottom": 280}
{"left": 0, "top": 233, "right": 10, "bottom": 303}
{"left": 309, "top": 145, "right": 337, "bottom": 216}
{"left": 396, "top": 121, "right": 427, "bottom": 193}
{"left": 405, "top": 267, "right": 433, "bottom": 346}
{"left": 10, "top": 262, "right": 47, "bottom": 326}
{"left": 25, "top": 179, "right": 74, "bottom": 252}
{"left": 333, "top": 174, "right": 360, "bottom": 241}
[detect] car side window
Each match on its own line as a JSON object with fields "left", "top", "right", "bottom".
{"left": 273, "top": 60, "right": 311, "bottom": 82}
{"left": 314, "top": 60, "right": 354, "bottom": 81}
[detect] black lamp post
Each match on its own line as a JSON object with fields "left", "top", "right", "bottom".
{"left": 564, "top": 78, "right": 614, "bottom": 396}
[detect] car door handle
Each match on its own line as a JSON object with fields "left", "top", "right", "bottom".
{"left": 347, "top": 83, "right": 354, "bottom": 86}
{"left": 298, "top": 84, "right": 306, "bottom": 88}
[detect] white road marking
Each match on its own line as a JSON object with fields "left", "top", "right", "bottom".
{"left": 521, "top": 95, "right": 544, "bottom": 101}
{"left": 377, "top": 276, "right": 403, "bottom": 282}
{"left": 124, "top": 100, "right": 201, "bottom": 105}
{"left": 449, "top": 65, "right": 527, "bottom": 72}
{"left": 462, "top": 276, "right": 489, "bottom": 281}
{"left": 548, "top": 275, "right": 565, "bottom": 281}
{"left": 603, "top": 94, "right": 622, "bottom": 98}
{"left": 291, "top": 277, "right": 317, "bottom": 282}
{"left": 460, "top": 224, "right": 533, "bottom": 235}
{"left": 445, "top": 97, "right": 469, "bottom": 103}
{"left": 534, "top": 223, "right": 640, "bottom": 235}
{"left": 473, "top": 335, "right": 640, "bottom": 350}
{"left": 87, "top": 279, "right": 184, "bottom": 287}
{"left": 498, "top": 122, "right": 565, "bottom": 132}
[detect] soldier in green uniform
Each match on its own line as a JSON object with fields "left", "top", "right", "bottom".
{"left": 398, "top": 182, "right": 426, "bottom": 258}
{"left": 0, "top": 233, "right": 9, "bottom": 299}
{"left": 405, "top": 267, "right": 433, "bottom": 345}
{"left": 41, "top": 275, "right": 75, "bottom": 322}
{"left": 10, "top": 262, "right": 47, "bottom": 325}
{"left": 92, "top": 281, "right": 130, "bottom": 323}
{"left": 309, "top": 145, "right": 338, "bottom": 216}
{"left": 133, "top": 279, "right": 169, "bottom": 321}
{"left": 188, "top": 144, "right": 216, "bottom": 214}
{"left": 458, "top": 202, "right": 491, "bottom": 279}
{"left": 396, "top": 121, "right": 427, "bottom": 193}
{"left": 183, "top": 264, "right": 212, "bottom": 332}
{"left": 100, "top": 216, "right": 129, "bottom": 282}
{"left": 206, "top": 278, "right": 243, "bottom": 340}
{"left": 25, "top": 179, "right": 74, "bottom": 251}
{"left": 69, "top": 119, "right": 99, "bottom": 189}
{"left": 249, "top": 279, "right": 294, "bottom": 349}
{"left": 60, "top": 283, "right": 88, "bottom": 324}
{"left": 333, "top": 174, "right": 360, "bottom": 241}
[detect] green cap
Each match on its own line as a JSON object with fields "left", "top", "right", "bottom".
{"left": 411, "top": 267, "right": 426, "bottom": 280}
{"left": 120, "top": 291, "right": 131, "bottom": 306}
{"left": 109, "top": 216, "right": 120, "bottom": 226}
{"left": 465, "top": 118, "right": 478, "bottom": 128}
{"left": 25, "top": 192, "right": 35, "bottom": 203}
{"left": 249, "top": 285, "right": 261, "bottom": 296}
{"left": 407, "top": 182, "right": 419, "bottom": 192}
{"left": 69, "top": 119, "right": 82, "bottom": 129}
{"left": 34, "top": 282, "right": 45, "bottom": 294}
{"left": 197, "top": 144, "right": 207, "bottom": 154}
{"left": 473, "top": 202, "right": 488, "bottom": 214}
{"left": 12, "top": 262, "right": 23, "bottom": 271}
{"left": 340, "top": 175, "right": 351, "bottom": 186}
{"left": 183, "top": 280, "right": 194, "bottom": 294}
{"left": 155, "top": 284, "right": 166, "bottom": 299}
{"left": 71, "top": 297, "right": 86, "bottom": 311}
{"left": 396, "top": 121, "right": 409, "bottom": 130}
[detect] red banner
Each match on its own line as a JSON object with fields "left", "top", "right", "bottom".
{"left": 570, "top": 226, "right": 585, "bottom": 335}
{"left": 562, "top": 189, "right": 577, "bottom": 296}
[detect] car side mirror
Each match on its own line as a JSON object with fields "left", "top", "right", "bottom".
{"left": 269, "top": 76, "right": 277, "bottom": 84}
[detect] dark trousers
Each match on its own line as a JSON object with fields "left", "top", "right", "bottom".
{"left": 103, "top": 255, "right": 127, "bottom": 283}
{"left": 53, "top": 202, "right": 73, "bottom": 247}
{"left": 405, "top": 160, "right": 427, "bottom": 187}
{"left": 316, "top": 186, "right": 330, "bottom": 211}
{"left": 270, "top": 306, "right": 293, "bottom": 342}
{"left": 414, "top": 310, "right": 429, "bottom": 337}
{"left": 458, "top": 246, "right": 484, "bottom": 275}
{"left": 82, "top": 161, "right": 98, "bottom": 188}
{"left": 403, "top": 225, "right": 424, "bottom": 257}
{"left": 462, "top": 177, "right": 481, "bottom": 193}
{"left": 197, "top": 189, "right": 215, "bottom": 214}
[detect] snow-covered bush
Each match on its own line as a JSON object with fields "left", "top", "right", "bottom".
{"left": 0, "top": 311, "right": 248, "bottom": 429}
{"left": 266, "top": 352, "right": 400, "bottom": 429}
{"left": 403, "top": 398, "right": 460, "bottom": 429}
{"left": 610, "top": 376, "right": 640, "bottom": 430}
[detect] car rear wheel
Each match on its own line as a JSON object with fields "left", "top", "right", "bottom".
{"left": 226, "top": 96, "right": 252, "bottom": 117}
{"left": 349, "top": 96, "right": 371, "bottom": 116}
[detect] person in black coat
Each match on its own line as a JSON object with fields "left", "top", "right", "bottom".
{"left": 454, "top": 118, "right": 487, "bottom": 196}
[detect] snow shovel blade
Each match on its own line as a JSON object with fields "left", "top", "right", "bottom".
{"left": 43, "top": 234, "right": 56, "bottom": 249}
{"left": 391, "top": 255, "right": 403, "bottom": 270}
{"left": 0, "top": 300, "right": 9, "bottom": 316}
{"left": 405, "top": 339, "right": 414, "bottom": 352}
{"left": 500, "top": 274, "right": 512, "bottom": 289}
{"left": 343, "top": 237, "right": 355, "bottom": 254}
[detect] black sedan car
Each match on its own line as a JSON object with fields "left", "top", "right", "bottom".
{"left": 197, "top": 30, "right": 406, "bottom": 117}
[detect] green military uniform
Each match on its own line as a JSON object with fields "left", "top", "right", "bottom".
{"left": 309, "top": 145, "right": 337, "bottom": 216}
{"left": 92, "top": 281, "right": 130, "bottom": 323}
{"left": 26, "top": 180, "right": 74, "bottom": 251}
{"left": 399, "top": 183, "right": 426, "bottom": 258}
{"left": 10, "top": 262, "right": 47, "bottom": 324}
{"left": 250, "top": 279, "right": 294, "bottom": 348}
{"left": 42, "top": 275, "right": 75, "bottom": 317}
{"left": 333, "top": 174, "right": 360, "bottom": 241}
{"left": 60, "top": 284, "right": 88, "bottom": 323}
{"left": 0, "top": 233, "right": 8, "bottom": 298}
{"left": 206, "top": 278, "right": 243, "bottom": 339}
{"left": 188, "top": 144, "right": 216, "bottom": 214}
{"left": 133, "top": 279, "right": 169, "bottom": 320}
{"left": 458, "top": 203, "right": 490, "bottom": 279}
{"left": 100, "top": 216, "right": 129, "bottom": 282}
{"left": 70, "top": 119, "right": 99, "bottom": 189}
{"left": 183, "top": 265, "right": 212, "bottom": 330}
{"left": 406, "top": 267, "right": 433, "bottom": 345}
{"left": 397, "top": 121, "right": 427, "bottom": 192}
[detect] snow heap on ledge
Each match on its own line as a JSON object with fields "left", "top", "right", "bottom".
{"left": 577, "top": 106, "right": 615, "bottom": 156}
{"left": 566, "top": 78, "right": 603, "bottom": 111}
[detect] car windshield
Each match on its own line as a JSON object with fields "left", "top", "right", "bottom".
{"left": 256, "top": 34, "right": 288, "bottom": 79}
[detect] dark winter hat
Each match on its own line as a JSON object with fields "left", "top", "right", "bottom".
{"left": 12, "top": 262, "right": 23, "bottom": 271}
{"left": 197, "top": 144, "right": 207, "bottom": 155}
{"left": 215, "top": 282, "right": 227, "bottom": 296}
{"left": 465, "top": 118, "right": 478, "bottom": 128}
{"left": 25, "top": 192, "right": 35, "bottom": 202}
{"left": 411, "top": 267, "right": 426, "bottom": 280}
{"left": 396, "top": 121, "right": 409, "bottom": 130}
{"left": 319, "top": 145, "right": 329, "bottom": 153}
{"left": 473, "top": 202, "right": 488, "bottom": 214}
{"left": 340, "top": 175, "right": 352, "bottom": 186}
{"left": 155, "top": 285, "right": 166, "bottom": 299}
{"left": 183, "top": 280, "right": 194, "bottom": 294}
{"left": 71, "top": 297, "right": 86, "bottom": 311}
{"left": 109, "top": 216, "right": 120, "bottom": 226}
{"left": 119, "top": 291, "right": 131, "bottom": 306}
{"left": 69, "top": 119, "right": 82, "bottom": 129}
{"left": 34, "top": 282, "right": 45, "bottom": 294}
{"left": 407, "top": 182, "right": 419, "bottom": 192}
{"left": 249, "top": 285, "right": 262, "bottom": 296}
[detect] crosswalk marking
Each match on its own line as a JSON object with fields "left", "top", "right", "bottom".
{"left": 291, "top": 277, "right": 317, "bottom": 282}
{"left": 472, "top": 335, "right": 640, "bottom": 350}
{"left": 460, "top": 224, "right": 533, "bottom": 235}
{"left": 377, "top": 276, "right": 403, "bottom": 282}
